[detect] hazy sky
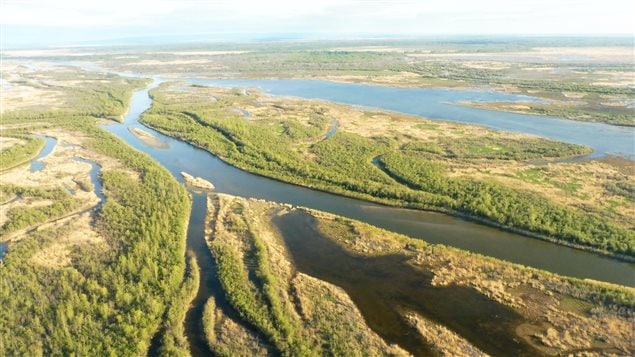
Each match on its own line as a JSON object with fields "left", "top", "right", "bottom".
{"left": 2, "top": 0, "right": 634, "bottom": 47}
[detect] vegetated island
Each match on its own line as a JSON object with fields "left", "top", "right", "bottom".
{"left": 68, "top": 39, "right": 635, "bottom": 126}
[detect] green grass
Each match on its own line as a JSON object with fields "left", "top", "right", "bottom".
{"left": 157, "top": 254, "right": 199, "bottom": 357}
{"left": 515, "top": 168, "right": 547, "bottom": 184}
{"left": 379, "top": 151, "right": 634, "bottom": 256}
{"left": 211, "top": 202, "right": 316, "bottom": 355}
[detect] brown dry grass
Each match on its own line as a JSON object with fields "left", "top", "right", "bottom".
{"left": 0, "top": 137, "right": 26, "bottom": 151}
{"left": 208, "top": 301, "right": 271, "bottom": 357}
{"left": 0, "top": 126, "right": 120, "bottom": 265}
{"left": 446, "top": 158, "right": 635, "bottom": 229}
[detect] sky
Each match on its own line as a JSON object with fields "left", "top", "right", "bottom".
{"left": 1, "top": 0, "right": 634, "bottom": 47}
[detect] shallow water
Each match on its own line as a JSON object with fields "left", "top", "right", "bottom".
{"left": 273, "top": 210, "right": 540, "bottom": 356}
{"left": 181, "top": 193, "right": 216, "bottom": 356}
{"left": 177, "top": 194, "right": 275, "bottom": 356}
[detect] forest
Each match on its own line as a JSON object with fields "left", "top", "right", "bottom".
{"left": 0, "top": 72, "right": 192, "bottom": 355}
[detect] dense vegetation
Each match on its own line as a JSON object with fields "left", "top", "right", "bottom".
{"left": 0, "top": 74, "right": 192, "bottom": 355}
{"left": 141, "top": 85, "right": 634, "bottom": 257}
{"left": 3, "top": 68, "right": 149, "bottom": 120}
{"left": 157, "top": 254, "right": 200, "bottom": 356}
{"left": 207, "top": 196, "right": 410, "bottom": 355}
{"left": 464, "top": 100, "right": 635, "bottom": 127}
{"left": 405, "top": 135, "right": 591, "bottom": 160}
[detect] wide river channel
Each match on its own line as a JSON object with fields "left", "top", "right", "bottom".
{"left": 98, "top": 80, "right": 635, "bottom": 286}
{"left": 102, "top": 78, "right": 634, "bottom": 286}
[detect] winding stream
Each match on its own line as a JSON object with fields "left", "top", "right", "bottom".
{"left": 2, "top": 135, "right": 56, "bottom": 259}
{"left": 73, "top": 157, "right": 106, "bottom": 210}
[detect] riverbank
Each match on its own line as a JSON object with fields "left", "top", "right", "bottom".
{"left": 454, "top": 100, "right": 635, "bottom": 127}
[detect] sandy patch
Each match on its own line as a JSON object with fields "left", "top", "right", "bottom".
{"left": 1, "top": 85, "right": 64, "bottom": 113}
{"left": 407, "top": 46, "right": 634, "bottom": 63}
{"left": 3, "top": 49, "right": 98, "bottom": 57}
{"left": 562, "top": 92, "right": 587, "bottom": 99}
{"left": 592, "top": 80, "right": 635, "bottom": 87}
{"left": 462, "top": 61, "right": 511, "bottom": 70}
{"left": 328, "top": 46, "right": 407, "bottom": 53}
{"left": 406, "top": 312, "right": 486, "bottom": 356}
{"left": 521, "top": 67, "right": 556, "bottom": 72}
{"left": 128, "top": 127, "right": 168, "bottom": 148}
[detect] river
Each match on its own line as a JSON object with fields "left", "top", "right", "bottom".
{"left": 95, "top": 78, "right": 635, "bottom": 356}
{"left": 102, "top": 79, "right": 634, "bottom": 285}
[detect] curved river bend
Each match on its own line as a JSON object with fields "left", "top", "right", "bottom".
{"left": 101, "top": 80, "right": 634, "bottom": 287}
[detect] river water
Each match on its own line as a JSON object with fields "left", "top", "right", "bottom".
{"left": 102, "top": 80, "right": 634, "bottom": 287}
{"left": 274, "top": 210, "right": 540, "bottom": 356}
